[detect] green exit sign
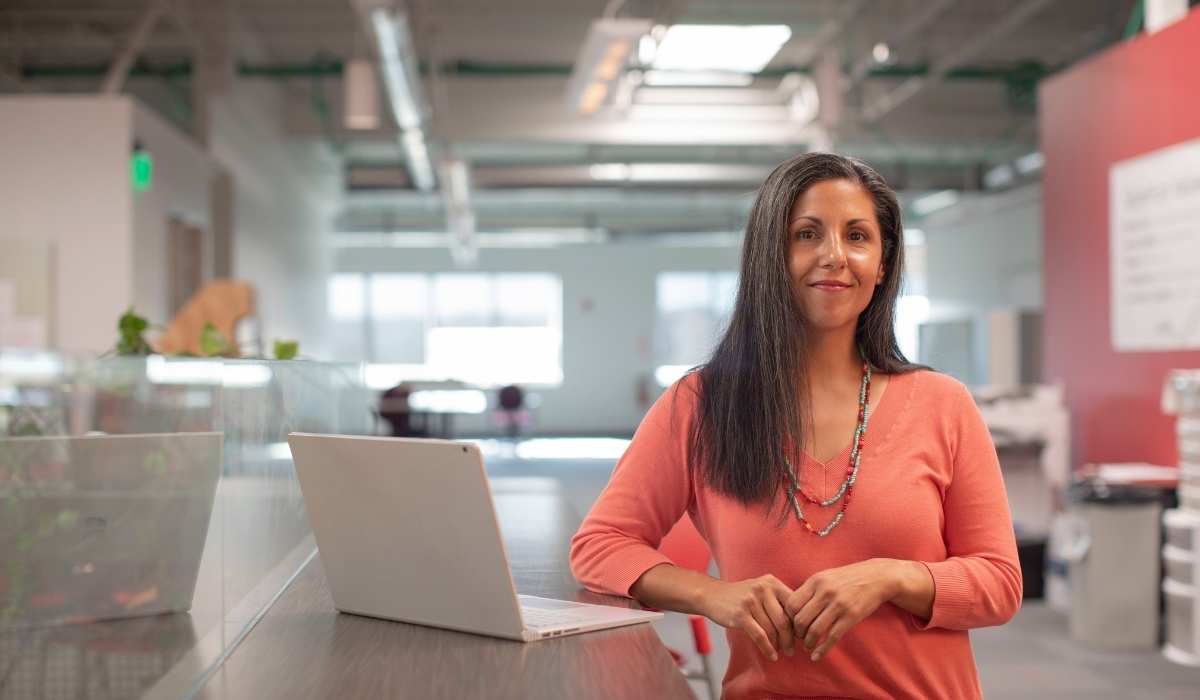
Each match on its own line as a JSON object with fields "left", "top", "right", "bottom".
{"left": 131, "top": 149, "right": 153, "bottom": 192}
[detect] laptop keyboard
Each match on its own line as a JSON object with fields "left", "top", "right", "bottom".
{"left": 520, "top": 605, "right": 592, "bottom": 629}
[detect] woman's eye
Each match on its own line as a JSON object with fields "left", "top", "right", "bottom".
{"left": 795, "top": 229, "right": 817, "bottom": 240}
{"left": 849, "top": 231, "right": 867, "bottom": 241}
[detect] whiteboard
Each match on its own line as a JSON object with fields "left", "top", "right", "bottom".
{"left": 1110, "top": 137, "right": 1200, "bottom": 352}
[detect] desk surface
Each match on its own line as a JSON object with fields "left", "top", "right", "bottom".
{"left": 195, "top": 478, "right": 694, "bottom": 700}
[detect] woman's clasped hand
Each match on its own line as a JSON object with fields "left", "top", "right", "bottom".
{"left": 698, "top": 559, "right": 902, "bottom": 663}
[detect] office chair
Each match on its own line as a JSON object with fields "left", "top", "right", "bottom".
{"left": 658, "top": 514, "right": 718, "bottom": 700}
{"left": 493, "top": 384, "right": 530, "bottom": 438}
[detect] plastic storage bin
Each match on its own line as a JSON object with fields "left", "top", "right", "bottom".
{"left": 1165, "top": 509, "right": 1200, "bottom": 552}
{"left": 1164, "top": 545, "right": 1196, "bottom": 586}
{"left": 1163, "top": 578, "right": 1199, "bottom": 667}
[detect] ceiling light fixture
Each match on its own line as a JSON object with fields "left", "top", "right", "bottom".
{"left": 566, "top": 18, "right": 652, "bottom": 115}
{"left": 641, "top": 70, "right": 754, "bottom": 87}
{"left": 440, "top": 158, "right": 477, "bottom": 266}
{"left": 652, "top": 24, "right": 791, "bottom": 73}
{"left": 370, "top": 8, "right": 436, "bottom": 191}
{"left": 872, "top": 42, "right": 891, "bottom": 64}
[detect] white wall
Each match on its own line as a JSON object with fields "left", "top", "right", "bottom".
{"left": 0, "top": 89, "right": 340, "bottom": 358}
{"left": 337, "top": 242, "right": 741, "bottom": 434}
{"left": 130, "top": 102, "right": 215, "bottom": 325}
{"left": 209, "top": 80, "right": 340, "bottom": 358}
{"left": 0, "top": 95, "right": 132, "bottom": 352}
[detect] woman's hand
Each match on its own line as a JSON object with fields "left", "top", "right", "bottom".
{"left": 784, "top": 559, "right": 904, "bottom": 662}
{"left": 699, "top": 574, "right": 796, "bottom": 661}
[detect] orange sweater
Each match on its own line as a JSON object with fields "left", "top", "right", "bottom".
{"left": 570, "top": 369, "right": 1022, "bottom": 700}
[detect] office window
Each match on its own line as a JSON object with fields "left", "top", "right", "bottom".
{"left": 328, "top": 272, "right": 563, "bottom": 387}
{"left": 655, "top": 271, "right": 738, "bottom": 385}
{"left": 328, "top": 274, "right": 367, "bottom": 360}
{"left": 370, "top": 274, "right": 428, "bottom": 363}
{"left": 433, "top": 274, "right": 491, "bottom": 326}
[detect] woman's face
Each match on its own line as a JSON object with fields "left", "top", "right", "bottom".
{"left": 787, "top": 178, "right": 886, "bottom": 333}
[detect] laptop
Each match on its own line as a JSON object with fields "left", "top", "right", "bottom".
{"left": 287, "top": 432, "right": 662, "bottom": 641}
{"left": 0, "top": 432, "right": 223, "bottom": 627}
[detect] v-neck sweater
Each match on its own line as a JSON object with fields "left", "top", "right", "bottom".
{"left": 570, "top": 369, "right": 1022, "bottom": 700}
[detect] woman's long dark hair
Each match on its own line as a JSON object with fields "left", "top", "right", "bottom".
{"left": 688, "top": 152, "right": 924, "bottom": 511}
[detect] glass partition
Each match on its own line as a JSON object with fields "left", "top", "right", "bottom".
{"left": 0, "top": 352, "right": 370, "bottom": 699}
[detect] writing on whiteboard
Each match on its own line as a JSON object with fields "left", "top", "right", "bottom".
{"left": 1110, "top": 138, "right": 1200, "bottom": 351}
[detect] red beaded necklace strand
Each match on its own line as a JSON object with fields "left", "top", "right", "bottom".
{"left": 784, "top": 362, "right": 872, "bottom": 537}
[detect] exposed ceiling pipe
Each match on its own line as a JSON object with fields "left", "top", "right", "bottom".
{"left": 861, "top": 0, "right": 1055, "bottom": 123}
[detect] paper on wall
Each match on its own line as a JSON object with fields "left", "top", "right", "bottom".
{"left": 1110, "top": 137, "right": 1200, "bottom": 351}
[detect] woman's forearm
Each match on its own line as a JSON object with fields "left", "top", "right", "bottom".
{"left": 629, "top": 562, "right": 720, "bottom": 616}
{"left": 885, "top": 559, "right": 935, "bottom": 620}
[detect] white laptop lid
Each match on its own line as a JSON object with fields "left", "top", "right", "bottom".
{"left": 288, "top": 433, "right": 527, "bottom": 640}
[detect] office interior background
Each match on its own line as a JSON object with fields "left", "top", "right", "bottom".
{"left": 1, "top": 0, "right": 1200, "bottom": 698}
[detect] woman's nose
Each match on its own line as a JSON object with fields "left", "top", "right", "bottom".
{"left": 818, "top": 234, "right": 847, "bottom": 266}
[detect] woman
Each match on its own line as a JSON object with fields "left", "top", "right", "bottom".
{"left": 570, "top": 153, "right": 1021, "bottom": 699}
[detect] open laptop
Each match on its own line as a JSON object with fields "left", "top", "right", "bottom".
{"left": 0, "top": 432, "right": 223, "bottom": 627}
{"left": 287, "top": 432, "right": 662, "bottom": 641}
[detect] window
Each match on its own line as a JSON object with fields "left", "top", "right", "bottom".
{"left": 328, "top": 274, "right": 366, "bottom": 360}
{"left": 654, "top": 271, "right": 738, "bottom": 385}
{"left": 328, "top": 272, "right": 563, "bottom": 388}
{"left": 370, "top": 274, "right": 428, "bottom": 363}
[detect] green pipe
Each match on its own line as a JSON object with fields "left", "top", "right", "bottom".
{"left": 1123, "top": 0, "right": 1144, "bottom": 39}
{"left": 20, "top": 59, "right": 1055, "bottom": 86}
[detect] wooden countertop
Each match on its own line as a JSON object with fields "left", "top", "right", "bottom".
{"left": 195, "top": 477, "right": 694, "bottom": 700}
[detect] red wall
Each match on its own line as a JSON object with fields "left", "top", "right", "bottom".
{"left": 1040, "top": 8, "right": 1200, "bottom": 470}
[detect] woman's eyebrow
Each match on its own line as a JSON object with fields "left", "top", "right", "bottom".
{"left": 790, "top": 215, "right": 822, "bottom": 226}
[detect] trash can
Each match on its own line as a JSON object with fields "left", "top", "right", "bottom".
{"left": 1064, "top": 480, "right": 1164, "bottom": 649}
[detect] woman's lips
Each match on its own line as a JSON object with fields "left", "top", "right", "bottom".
{"left": 810, "top": 282, "right": 852, "bottom": 291}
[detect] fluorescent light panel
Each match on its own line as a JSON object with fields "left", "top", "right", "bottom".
{"left": 641, "top": 70, "right": 754, "bottom": 87}
{"left": 652, "top": 25, "right": 791, "bottom": 73}
{"left": 370, "top": 8, "right": 423, "bottom": 129}
{"left": 371, "top": 8, "right": 435, "bottom": 191}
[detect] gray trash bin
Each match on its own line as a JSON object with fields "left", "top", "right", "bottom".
{"left": 1065, "top": 480, "right": 1164, "bottom": 649}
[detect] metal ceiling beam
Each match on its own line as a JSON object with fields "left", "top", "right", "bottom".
{"left": 861, "top": 0, "right": 1056, "bottom": 123}
{"left": 845, "top": 0, "right": 959, "bottom": 91}
{"left": 101, "top": 0, "right": 169, "bottom": 93}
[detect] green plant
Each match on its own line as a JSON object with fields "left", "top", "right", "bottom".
{"left": 115, "top": 307, "right": 153, "bottom": 356}
{"left": 273, "top": 339, "right": 299, "bottom": 360}
{"left": 199, "top": 322, "right": 233, "bottom": 357}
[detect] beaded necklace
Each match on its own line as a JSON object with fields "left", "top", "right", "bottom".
{"left": 784, "top": 362, "right": 872, "bottom": 537}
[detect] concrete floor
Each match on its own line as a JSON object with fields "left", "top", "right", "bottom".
{"left": 484, "top": 449, "right": 1200, "bottom": 699}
